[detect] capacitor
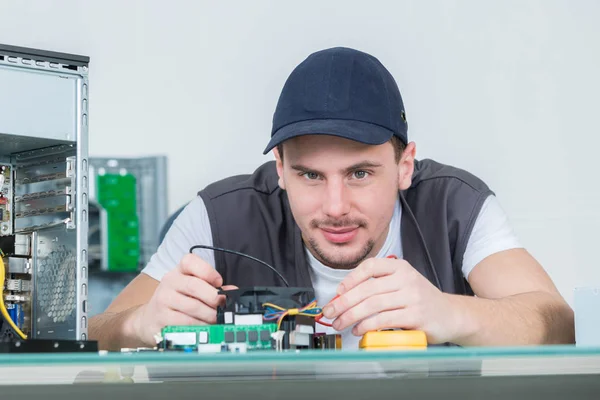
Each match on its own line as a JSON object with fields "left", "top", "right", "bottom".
{"left": 6, "top": 303, "right": 22, "bottom": 329}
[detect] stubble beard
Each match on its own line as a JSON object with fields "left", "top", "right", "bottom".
{"left": 307, "top": 236, "right": 375, "bottom": 269}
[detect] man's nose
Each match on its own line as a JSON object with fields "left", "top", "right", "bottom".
{"left": 322, "top": 179, "right": 351, "bottom": 218}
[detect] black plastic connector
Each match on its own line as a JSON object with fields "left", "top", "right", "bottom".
{"left": 216, "top": 286, "right": 315, "bottom": 324}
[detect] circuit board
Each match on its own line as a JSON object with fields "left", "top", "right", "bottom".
{"left": 95, "top": 173, "right": 140, "bottom": 271}
{"left": 161, "top": 323, "right": 278, "bottom": 352}
{"left": 0, "top": 164, "right": 12, "bottom": 235}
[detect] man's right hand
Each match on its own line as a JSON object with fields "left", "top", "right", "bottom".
{"left": 128, "top": 253, "right": 233, "bottom": 347}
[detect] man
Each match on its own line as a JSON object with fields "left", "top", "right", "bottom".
{"left": 89, "top": 47, "right": 574, "bottom": 351}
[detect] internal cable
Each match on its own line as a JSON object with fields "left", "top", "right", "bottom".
{"left": 263, "top": 298, "right": 335, "bottom": 330}
{"left": 0, "top": 251, "right": 27, "bottom": 339}
{"left": 189, "top": 244, "right": 290, "bottom": 287}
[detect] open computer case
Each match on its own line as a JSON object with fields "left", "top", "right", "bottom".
{"left": 0, "top": 43, "right": 90, "bottom": 343}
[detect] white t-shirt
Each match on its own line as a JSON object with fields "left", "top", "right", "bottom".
{"left": 142, "top": 194, "right": 521, "bottom": 349}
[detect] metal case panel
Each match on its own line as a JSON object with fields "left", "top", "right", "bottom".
{"left": 32, "top": 224, "right": 77, "bottom": 339}
{"left": 0, "top": 66, "right": 77, "bottom": 141}
{"left": 75, "top": 74, "right": 90, "bottom": 340}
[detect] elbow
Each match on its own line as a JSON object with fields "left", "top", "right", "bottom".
{"left": 540, "top": 292, "right": 575, "bottom": 344}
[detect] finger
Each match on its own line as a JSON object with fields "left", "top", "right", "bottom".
{"left": 216, "top": 285, "right": 239, "bottom": 306}
{"left": 162, "top": 309, "right": 206, "bottom": 328}
{"left": 179, "top": 253, "right": 223, "bottom": 288}
{"left": 167, "top": 291, "right": 218, "bottom": 324}
{"left": 332, "top": 291, "right": 406, "bottom": 331}
{"left": 172, "top": 274, "right": 223, "bottom": 309}
{"left": 337, "top": 258, "right": 399, "bottom": 295}
{"left": 323, "top": 275, "right": 399, "bottom": 319}
{"left": 352, "top": 309, "right": 418, "bottom": 336}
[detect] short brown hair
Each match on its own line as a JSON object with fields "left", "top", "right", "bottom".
{"left": 277, "top": 135, "right": 406, "bottom": 163}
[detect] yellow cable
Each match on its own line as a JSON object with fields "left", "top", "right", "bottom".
{"left": 262, "top": 302, "right": 286, "bottom": 311}
{"left": 0, "top": 255, "right": 27, "bottom": 339}
{"left": 266, "top": 300, "right": 324, "bottom": 330}
{"left": 276, "top": 311, "right": 288, "bottom": 330}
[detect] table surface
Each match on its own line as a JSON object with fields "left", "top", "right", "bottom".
{"left": 1, "top": 344, "right": 599, "bottom": 399}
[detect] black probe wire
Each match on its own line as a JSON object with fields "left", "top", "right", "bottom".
{"left": 189, "top": 244, "right": 290, "bottom": 287}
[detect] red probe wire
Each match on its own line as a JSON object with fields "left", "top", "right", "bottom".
{"left": 315, "top": 295, "right": 338, "bottom": 327}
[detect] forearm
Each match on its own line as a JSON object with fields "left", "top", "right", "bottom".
{"left": 448, "top": 291, "right": 575, "bottom": 346}
{"left": 88, "top": 305, "right": 145, "bottom": 351}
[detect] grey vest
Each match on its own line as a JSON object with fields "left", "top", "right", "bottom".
{"left": 198, "top": 159, "right": 493, "bottom": 296}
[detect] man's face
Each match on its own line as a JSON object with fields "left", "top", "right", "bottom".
{"left": 275, "top": 135, "right": 415, "bottom": 269}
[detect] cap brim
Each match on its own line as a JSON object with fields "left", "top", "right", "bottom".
{"left": 263, "top": 119, "right": 395, "bottom": 155}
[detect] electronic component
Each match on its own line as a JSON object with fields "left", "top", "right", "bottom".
{"left": 88, "top": 156, "right": 168, "bottom": 272}
{"left": 95, "top": 172, "right": 140, "bottom": 272}
{"left": 314, "top": 333, "right": 342, "bottom": 350}
{"left": 1, "top": 252, "right": 32, "bottom": 340}
{"left": 217, "top": 286, "right": 315, "bottom": 324}
{"left": 278, "top": 315, "right": 316, "bottom": 349}
{"left": 234, "top": 314, "right": 263, "bottom": 326}
{"left": 0, "top": 233, "right": 31, "bottom": 258}
{"left": 0, "top": 164, "right": 13, "bottom": 236}
{"left": 160, "top": 323, "right": 278, "bottom": 352}
{"left": 6, "top": 303, "right": 23, "bottom": 330}
{"left": 358, "top": 330, "right": 428, "bottom": 351}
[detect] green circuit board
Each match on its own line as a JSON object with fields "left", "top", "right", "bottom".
{"left": 161, "top": 323, "right": 278, "bottom": 351}
{"left": 96, "top": 173, "right": 140, "bottom": 271}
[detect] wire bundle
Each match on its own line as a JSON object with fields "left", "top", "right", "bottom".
{"left": 262, "top": 299, "right": 332, "bottom": 330}
{"left": 0, "top": 250, "right": 27, "bottom": 339}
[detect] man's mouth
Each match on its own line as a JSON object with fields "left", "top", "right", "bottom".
{"left": 319, "top": 226, "right": 359, "bottom": 244}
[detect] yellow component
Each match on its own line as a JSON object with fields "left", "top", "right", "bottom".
{"left": 287, "top": 308, "right": 299, "bottom": 316}
{"left": 359, "top": 330, "right": 427, "bottom": 350}
{"left": 0, "top": 255, "right": 27, "bottom": 339}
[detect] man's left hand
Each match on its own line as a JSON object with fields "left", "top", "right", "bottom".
{"left": 321, "top": 257, "right": 460, "bottom": 344}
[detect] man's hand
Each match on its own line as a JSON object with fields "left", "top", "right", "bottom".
{"left": 128, "top": 253, "right": 235, "bottom": 346}
{"left": 321, "top": 257, "right": 458, "bottom": 344}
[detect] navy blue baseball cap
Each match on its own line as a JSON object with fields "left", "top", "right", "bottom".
{"left": 263, "top": 47, "right": 408, "bottom": 154}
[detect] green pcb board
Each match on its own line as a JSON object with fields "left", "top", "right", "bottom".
{"left": 96, "top": 173, "right": 140, "bottom": 272}
{"left": 161, "top": 324, "right": 278, "bottom": 351}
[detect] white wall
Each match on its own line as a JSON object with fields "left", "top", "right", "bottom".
{"left": 1, "top": 0, "right": 599, "bottom": 305}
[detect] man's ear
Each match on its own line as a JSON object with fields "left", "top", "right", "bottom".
{"left": 398, "top": 142, "right": 416, "bottom": 190}
{"left": 274, "top": 146, "right": 286, "bottom": 190}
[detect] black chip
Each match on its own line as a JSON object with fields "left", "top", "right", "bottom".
{"left": 260, "top": 330, "right": 271, "bottom": 341}
{"left": 224, "top": 331, "right": 235, "bottom": 343}
{"left": 247, "top": 330, "right": 258, "bottom": 342}
{"left": 236, "top": 331, "right": 246, "bottom": 342}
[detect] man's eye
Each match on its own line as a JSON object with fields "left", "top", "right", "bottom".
{"left": 353, "top": 171, "right": 369, "bottom": 179}
{"left": 303, "top": 172, "right": 319, "bottom": 180}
